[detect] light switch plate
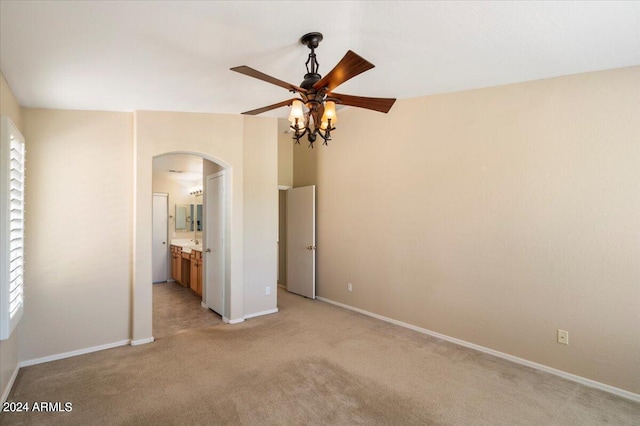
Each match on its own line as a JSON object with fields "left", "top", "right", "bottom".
{"left": 557, "top": 329, "right": 569, "bottom": 345}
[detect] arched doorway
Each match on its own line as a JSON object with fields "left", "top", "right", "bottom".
{"left": 150, "top": 153, "right": 230, "bottom": 337}
{"left": 133, "top": 146, "right": 242, "bottom": 345}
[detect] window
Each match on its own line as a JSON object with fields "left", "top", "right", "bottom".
{"left": 1, "top": 116, "right": 25, "bottom": 340}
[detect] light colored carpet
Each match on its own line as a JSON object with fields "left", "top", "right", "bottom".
{"left": 152, "top": 281, "right": 223, "bottom": 338}
{"left": 1, "top": 284, "right": 638, "bottom": 425}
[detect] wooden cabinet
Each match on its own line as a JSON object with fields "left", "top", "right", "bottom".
{"left": 171, "top": 244, "right": 202, "bottom": 295}
{"left": 181, "top": 251, "right": 191, "bottom": 287}
{"left": 196, "top": 251, "right": 203, "bottom": 296}
{"left": 189, "top": 251, "right": 203, "bottom": 296}
{"left": 171, "top": 245, "right": 183, "bottom": 285}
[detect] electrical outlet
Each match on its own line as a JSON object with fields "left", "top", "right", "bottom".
{"left": 557, "top": 329, "right": 569, "bottom": 345}
{"left": 265, "top": 286, "right": 271, "bottom": 296}
{"left": 348, "top": 283, "right": 353, "bottom": 292}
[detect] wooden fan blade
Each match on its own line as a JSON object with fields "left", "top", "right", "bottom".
{"left": 241, "top": 98, "right": 298, "bottom": 115}
{"left": 313, "top": 51, "right": 374, "bottom": 92}
{"left": 231, "top": 66, "right": 306, "bottom": 93}
{"left": 328, "top": 92, "right": 396, "bottom": 113}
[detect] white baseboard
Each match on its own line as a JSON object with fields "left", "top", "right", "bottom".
{"left": 1, "top": 364, "right": 20, "bottom": 403}
{"left": 316, "top": 296, "right": 640, "bottom": 403}
{"left": 244, "top": 308, "right": 279, "bottom": 320}
{"left": 222, "top": 316, "right": 245, "bottom": 324}
{"left": 19, "top": 339, "right": 131, "bottom": 368}
{"left": 201, "top": 301, "right": 208, "bottom": 309}
{"left": 130, "top": 337, "right": 155, "bottom": 346}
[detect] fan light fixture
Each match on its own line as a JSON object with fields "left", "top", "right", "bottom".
{"left": 231, "top": 32, "right": 396, "bottom": 148}
{"left": 288, "top": 99, "right": 337, "bottom": 146}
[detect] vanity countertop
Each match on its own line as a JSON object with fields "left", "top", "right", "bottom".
{"left": 171, "top": 239, "right": 202, "bottom": 253}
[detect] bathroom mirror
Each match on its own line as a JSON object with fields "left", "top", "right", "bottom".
{"left": 191, "top": 202, "right": 203, "bottom": 232}
{"left": 175, "top": 204, "right": 190, "bottom": 230}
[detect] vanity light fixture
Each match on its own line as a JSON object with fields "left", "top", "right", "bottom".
{"left": 189, "top": 186, "right": 203, "bottom": 196}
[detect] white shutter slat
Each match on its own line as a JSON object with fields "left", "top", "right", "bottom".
{"left": 10, "top": 178, "right": 23, "bottom": 187}
{"left": 10, "top": 140, "right": 24, "bottom": 153}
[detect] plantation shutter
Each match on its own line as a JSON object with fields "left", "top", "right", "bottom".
{"left": 1, "top": 116, "right": 25, "bottom": 340}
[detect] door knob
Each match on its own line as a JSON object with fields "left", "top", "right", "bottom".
{"left": 205, "top": 248, "right": 211, "bottom": 253}
{"left": 307, "top": 245, "right": 316, "bottom": 250}
{"left": 162, "top": 242, "right": 166, "bottom": 244}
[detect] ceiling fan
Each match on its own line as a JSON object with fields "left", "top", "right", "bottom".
{"left": 231, "top": 32, "right": 396, "bottom": 147}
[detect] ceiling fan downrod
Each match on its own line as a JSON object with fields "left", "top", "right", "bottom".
{"left": 300, "top": 32, "right": 323, "bottom": 90}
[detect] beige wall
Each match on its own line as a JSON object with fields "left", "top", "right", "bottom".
{"left": 278, "top": 191, "right": 287, "bottom": 287}
{"left": 0, "top": 71, "right": 22, "bottom": 401}
{"left": 21, "top": 108, "right": 133, "bottom": 361}
{"left": 278, "top": 118, "right": 293, "bottom": 187}
{"left": 293, "top": 142, "right": 318, "bottom": 188}
{"left": 311, "top": 66, "right": 640, "bottom": 394}
{"left": 243, "top": 116, "right": 278, "bottom": 315}
{"left": 277, "top": 118, "right": 293, "bottom": 290}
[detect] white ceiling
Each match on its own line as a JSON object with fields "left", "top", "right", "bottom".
{"left": 153, "top": 153, "right": 204, "bottom": 186}
{"left": 1, "top": 1, "right": 639, "bottom": 118}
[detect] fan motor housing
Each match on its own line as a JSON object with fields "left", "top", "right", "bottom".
{"left": 301, "top": 73, "right": 321, "bottom": 90}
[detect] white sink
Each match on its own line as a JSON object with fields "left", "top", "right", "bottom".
{"left": 180, "top": 244, "right": 202, "bottom": 254}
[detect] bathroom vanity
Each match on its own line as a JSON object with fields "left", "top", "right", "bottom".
{"left": 170, "top": 240, "right": 203, "bottom": 296}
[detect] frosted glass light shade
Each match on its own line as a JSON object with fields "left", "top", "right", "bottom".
{"left": 320, "top": 101, "right": 338, "bottom": 130}
{"left": 322, "top": 101, "right": 337, "bottom": 123}
{"left": 288, "top": 100, "right": 305, "bottom": 129}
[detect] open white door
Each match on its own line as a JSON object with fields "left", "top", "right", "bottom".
{"left": 152, "top": 193, "right": 168, "bottom": 283}
{"left": 286, "top": 185, "right": 315, "bottom": 299}
{"left": 205, "top": 172, "right": 225, "bottom": 315}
